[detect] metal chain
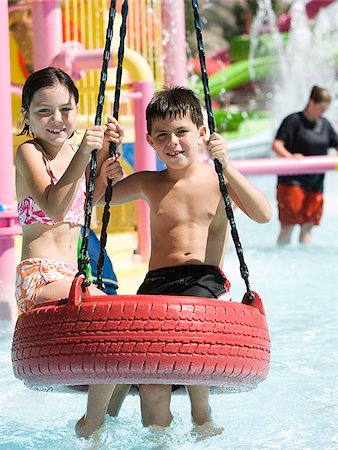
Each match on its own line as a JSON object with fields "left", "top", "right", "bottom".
{"left": 191, "top": 0, "right": 254, "bottom": 303}
{"left": 96, "top": 0, "right": 129, "bottom": 290}
{"left": 77, "top": 0, "right": 117, "bottom": 290}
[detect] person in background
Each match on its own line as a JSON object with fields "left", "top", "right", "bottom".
{"left": 272, "top": 85, "right": 338, "bottom": 245}
{"left": 14, "top": 67, "right": 124, "bottom": 438}
{"left": 105, "top": 85, "right": 272, "bottom": 428}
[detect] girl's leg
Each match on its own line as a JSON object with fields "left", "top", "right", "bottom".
{"left": 186, "top": 386, "right": 212, "bottom": 425}
{"left": 37, "top": 279, "right": 115, "bottom": 438}
{"left": 38, "top": 281, "right": 114, "bottom": 438}
{"left": 138, "top": 384, "right": 173, "bottom": 427}
{"left": 107, "top": 384, "right": 132, "bottom": 417}
{"left": 75, "top": 384, "right": 116, "bottom": 438}
{"left": 37, "top": 279, "right": 73, "bottom": 304}
{"left": 37, "top": 280, "right": 106, "bottom": 305}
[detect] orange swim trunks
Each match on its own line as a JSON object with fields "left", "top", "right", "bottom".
{"left": 277, "top": 183, "right": 323, "bottom": 226}
{"left": 15, "top": 258, "right": 78, "bottom": 313}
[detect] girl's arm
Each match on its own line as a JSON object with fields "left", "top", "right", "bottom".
{"left": 92, "top": 116, "right": 124, "bottom": 203}
{"left": 96, "top": 116, "right": 124, "bottom": 173}
{"left": 16, "top": 126, "right": 106, "bottom": 221}
{"left": 93, "top": 154, "right": 124, "bottom": 205}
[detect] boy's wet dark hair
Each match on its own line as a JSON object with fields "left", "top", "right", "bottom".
{"left": 309, "top": 85, "right": 331, "bottom": 104}
{"left": 19, "top": 67, "right": 79, "bottom": 136}
{"left": 146, "top": 85, "right": 204, "bottom": 134}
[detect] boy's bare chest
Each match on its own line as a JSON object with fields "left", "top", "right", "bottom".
{"left": 150, "top": 179, "right": 221, "bottom": 223}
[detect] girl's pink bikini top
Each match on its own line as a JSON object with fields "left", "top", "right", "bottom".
{"left": 17, "top": 142, "right": 86, "bottom": 227}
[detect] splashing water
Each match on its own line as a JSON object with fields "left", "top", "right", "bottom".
{"left": 249, "top": 0, "right": 285, "bottom": 81}
{"left": 250, "top": 0, "right": 338, "bottom": 124}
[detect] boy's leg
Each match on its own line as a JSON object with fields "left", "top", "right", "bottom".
{"left": 107, "top": 384, "right": 132, "bottom": 417}
{"left": 138, "top": 384, "right": 173, "bottom": 427}
{"left": 277, "top": 225, "right": 294, "bottom": 245}
{"left": 299, "top": 222, "right": 313, "bottom": 245}
{"left": 186, "top": 385, "right": 212, "bottom": 425}
{"left": 75, "top": 384, "right": 116, "bottom": 438}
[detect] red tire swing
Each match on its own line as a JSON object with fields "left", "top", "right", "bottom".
{"left": 11, "top": 0, "right": 270, "bottom": 393}
{"left": 12, "top": 277, "right": 270, "bottom": 391}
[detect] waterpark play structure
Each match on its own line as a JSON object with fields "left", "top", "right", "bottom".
{"left": 1, "top": 0, "right": 338, "bottom": 324}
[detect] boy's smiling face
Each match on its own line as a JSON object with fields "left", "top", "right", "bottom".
{"left": 146, "top": 113, "right": 206, "bottom": 169}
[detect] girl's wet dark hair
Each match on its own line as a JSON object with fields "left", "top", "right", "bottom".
{"left": 19, "top": 67, "right": 79, "bottom": 136}
{"left": 146, "top": 85, "right": 204, "bottom": 134}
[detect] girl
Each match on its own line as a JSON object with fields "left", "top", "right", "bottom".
{"left": 15, "top": 67, "right": 124, "bottom": 438}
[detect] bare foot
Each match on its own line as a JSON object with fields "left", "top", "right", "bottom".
{"left": 193, "top": 420, "right": 224, "bottom": 439}
{"left": 75, "top": 384, "right": 115, "bottom": 438}
{"left": 75, "top": 414, "right": 104, "bottom": 439}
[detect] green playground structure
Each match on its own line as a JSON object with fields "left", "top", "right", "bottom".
{"left": 195, "top": 54, "right": 279, "bottom": 100}
{"left": 193, "top": 49, "right": 278, "bottom": 157}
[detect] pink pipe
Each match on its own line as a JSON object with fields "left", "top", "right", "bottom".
{"left": 8, "top": 3, "right": 31, "bottom": 13}
{"left": 232, "top": 155, "right": 338, "bottom": 176}
{"left": 161, "top": 0, "right": 187, "bottom": 86}
{"left": 133, "top": 81, "right": 156, "bottom": 261}
{"left": 31, "top": 0, "right": 63, "bottom": 70}
{"left": 11, "top": 86, "right": 22, "bottom": 97}
{"left": 0, "top": 0, "right": 18, "bottom": 321}
{"left": 52, "top": 43, "right": 116, "bottom": 80}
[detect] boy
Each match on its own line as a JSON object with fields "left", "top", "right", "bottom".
{"left": 106, "top": 86, "right": 272, "bottom": 427}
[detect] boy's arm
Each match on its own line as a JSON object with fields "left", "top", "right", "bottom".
{"left": 223, "top": 164, "right": 272, "bottom": 224}
{"left": 206, "top": 132, "right": 272, "bottom": 224}
{"left": 96, "top": 171, "right": 146, "bottom": 206}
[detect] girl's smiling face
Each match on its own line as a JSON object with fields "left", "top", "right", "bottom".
{"left": 147, "top": 114, "right": 206, "bottom": 169}
{"left": 23, "top": 83, "right": 78, "bottom": 146}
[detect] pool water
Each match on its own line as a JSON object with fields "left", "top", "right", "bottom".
{"left": 0, "top": 173, "right": 337, "bottom": 450}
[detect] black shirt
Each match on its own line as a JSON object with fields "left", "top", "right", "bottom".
{"left": 275, "top": 112, "right": 338, "bottom": 192}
